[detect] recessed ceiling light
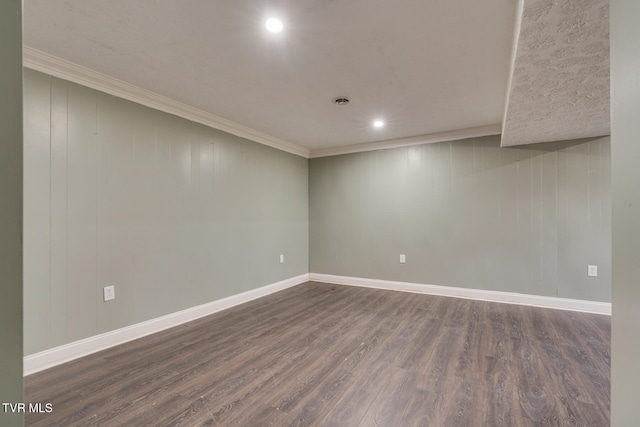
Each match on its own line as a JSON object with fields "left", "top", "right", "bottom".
{"left": 265, "top": 18, "right": 283, "bottom": 33}
{"left": 373, "top": 120, "right": 385, "bottom": 128}
{"left": 333, "top": 97, "right": 351, "bottom": 105}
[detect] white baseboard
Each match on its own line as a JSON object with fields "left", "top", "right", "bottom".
{"left": 309, "top": 273, "right": 612, "bottom": 315}
{"left": 24, "top": 274, "right": 309, "bottom": 376}
{"left": 25, "top": 272, "right": 610, "bottom": 375}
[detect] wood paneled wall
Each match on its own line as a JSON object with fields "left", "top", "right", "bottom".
{"left": 310, "top": 135, "right": 611, "bottom": 302}
{"left": 23, "top": 69, "right": 309, "bottom": 355}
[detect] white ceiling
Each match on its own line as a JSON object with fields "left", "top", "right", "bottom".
{"left": 23, "top": 0, "right": 610, "bottom": 157}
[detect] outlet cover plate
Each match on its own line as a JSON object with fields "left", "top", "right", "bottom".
{"left": 103, "top": 285, "right": 115, "bottom": 301}
{"left": 588, "top": 265, "right": 598, "bottom": 277}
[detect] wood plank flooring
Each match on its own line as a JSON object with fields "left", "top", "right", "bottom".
{"left": 24, "top": 282, "right": 611, "bottom": 426}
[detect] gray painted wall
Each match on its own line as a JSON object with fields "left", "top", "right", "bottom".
{"left": 310, "top": 135, "right": 611, "bottom": 302}
{"left": 0, "top": 1, "right": 23, "bottom": 425}
{"left": 23, "top": 69, "right": 309, "bottom": 355}
{"left": 611, "top": 0, "right": 640, "bottom": 424}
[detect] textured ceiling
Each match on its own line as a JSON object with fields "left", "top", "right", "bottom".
{"left": 501, "top": 0, "right": 610, "bottom": 146}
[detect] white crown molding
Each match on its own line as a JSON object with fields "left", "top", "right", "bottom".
{"left": 309, "top": 124, "right": 502, "bottom": 158}
{"left": 23, "top": 48, "right": 504, "bottom": 159}
{"left": 24, "top": 274, "right": 309, "bottom": 376}
{"left": 309, "top": 273, "right": 612, "bottom": 315}
{"left": 23, "top": 47, "right": 311, "bottom": 158}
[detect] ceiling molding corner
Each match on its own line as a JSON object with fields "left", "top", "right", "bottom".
{"left": 310, "top": 124, "right": 502, "bottom": 158}
{"left": 23, "top": 46, "right": 311, "bottom": 158}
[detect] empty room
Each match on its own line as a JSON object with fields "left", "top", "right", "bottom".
{"left": 2, "top": 0, "right": 639, "bottom": 426}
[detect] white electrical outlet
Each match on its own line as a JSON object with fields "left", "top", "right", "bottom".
{"left": 103, "top": 285, "right": 115, "bottom": 301}
{"left": 588, "top": 265, "right": 598, "bottom": 277}
{"left": 400, "top": 254, "right": 406, "bottom": 264}
{"left": 280, "top": 254, "right": 284, "bottom": 264}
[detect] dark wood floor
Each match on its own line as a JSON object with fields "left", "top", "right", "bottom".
{"left": 24, "top": 282, "right": 610, "bottom": 426}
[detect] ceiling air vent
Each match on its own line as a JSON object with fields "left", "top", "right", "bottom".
{"left": 333, "top": 97, "right": 351, "bottom": 105}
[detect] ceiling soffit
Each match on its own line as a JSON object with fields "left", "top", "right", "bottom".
{"left": 501, "top": 0, "right": 610, "bottom": 147}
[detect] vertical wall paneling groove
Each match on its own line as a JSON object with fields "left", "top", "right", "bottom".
{"left": 24, "top": 70, "right": 52, "bottom": 350}
{"left": 50, "top": 74, "right": 69, "bottom": 347}
{"left": 67, "top": 80, "right": 100, "bottom": 343}
{"left": 310, "top": 135, "right": 611, "bottom": 302}
{"left": 23, "top": 70, "right": 309, "bottom": 355}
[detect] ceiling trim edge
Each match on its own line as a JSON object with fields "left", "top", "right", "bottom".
{"left": 23, "top": 47, "right": 311, "bottom": 158}
{"left": 500, "top": 0, "right": 525, "bottom": 147}
{"left": 309, "top": 124, "right": 502, "bottom": 158}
